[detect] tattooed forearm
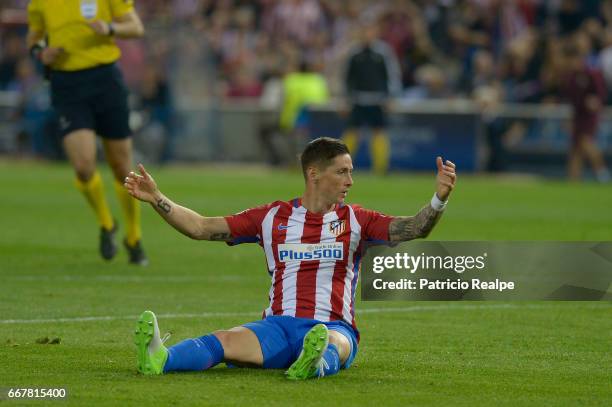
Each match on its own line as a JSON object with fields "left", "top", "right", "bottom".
{"left": 156, "top": 198, "right": 172, "bottom": 214}
{"left": 209, "top": 232, "right": 232, "bottom": 241}
{"left": 388, "top": 205, "right": 443, "bottom": 242}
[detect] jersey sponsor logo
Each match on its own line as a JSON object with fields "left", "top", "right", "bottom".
{"left": 80, "top": 0, "right": 98, "bottom": 20}
{"left": 278, "top": 243, "right": 343, "bottom": 262}
{"left": 329, "top": 220, "right": 346, "bottom": 236}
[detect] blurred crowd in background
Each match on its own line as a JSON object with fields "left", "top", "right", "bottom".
{"left": 0, "top": 0, "right": 611, "bottom": 174}
{"left": 4, "top": 1, "right": 612, "bottom": 103}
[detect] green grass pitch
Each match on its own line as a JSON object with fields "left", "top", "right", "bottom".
{"left": 0, "top": 160, "right": 610, "bottom": 406}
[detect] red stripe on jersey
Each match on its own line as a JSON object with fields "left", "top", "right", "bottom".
{"left": 330, "top": 206, "right": 351, "bottom": 321}
{"left": 294, "top": 212, "right": 323, "bottom": 319}
{"left": 270, "top": 206, "right": 289, "bottom": 315}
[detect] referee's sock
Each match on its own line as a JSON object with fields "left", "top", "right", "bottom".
{"left": 75, "top": 171, "right": 114, "bottom": 231}
{"left": 163, "top": 335, "right": 224, "bottom": 372}
{"left": 316, "top": 343, "right": 341, "bottom": 378}
{"left": 113, "top": 180, "right": 141, "bottom": 246}
{"left": 342, "top": 129, "right": 358, "bottom": 155}
{"left": 371, "top": 130, "right": 390, "bottom": 175}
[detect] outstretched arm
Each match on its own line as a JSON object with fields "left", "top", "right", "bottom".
{"left": 388, "top": 157, "right": 456, "bottom": 242}
{"left": 124, "top": 164, "right": 231, "bottom": 241}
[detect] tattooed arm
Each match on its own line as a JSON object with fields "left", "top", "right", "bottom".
{"left": 389, "top": 205, "right": 443, "bottom": 241}
{"left": 124, "top": 164, "right": 231, "bottom": 241}
{"left": 388, "top": 157, "right": 456, "bottom": 242}
{"left": 150, "top": 193, "right": 231, "bottom": 241}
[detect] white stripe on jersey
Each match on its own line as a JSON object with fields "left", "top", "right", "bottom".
{"left": 313, "top": 211, "right": 340, "bottom": 321}
{"left": 262, "top": 205, "right": 280, "bottom": 317}
{"left": 262, "top": 205, "right": 280, "bottom": 274}
{"left": 344, "top": 206, "right": 362, "bottom": 323}
{"left": 280, "top": 206, "right": 307, "bottom": 317}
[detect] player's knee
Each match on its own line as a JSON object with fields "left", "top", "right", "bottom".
{"left": 106, "top": 160, "right": 130, "bottom": 181}
{"left": 112, "top": 168, "right": 130, "bottom": 183}
{"left": 212, "top": 328, "right": 263, "bottom": 366}
{"left": 213, "top": 329, "right": 246, "bottom": 358}
{"left": 328, "top": 331, "right": 351, "bottom": 364}
{"left": 73, "top": 162, "right": 95, "bottom": 182}
{"left": 212, "top": 330, "right": 232, "bottom": 351}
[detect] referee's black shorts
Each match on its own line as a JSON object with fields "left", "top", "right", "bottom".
{"left": 348, "top": 104, "right": 387, "bottom": 128}
{"left": 50, "top": 63, "right": 131, "bottom": 139}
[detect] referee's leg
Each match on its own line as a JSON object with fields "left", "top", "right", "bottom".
{"left": 102, "top": 137, "right": 133, "bottom": 184}
{"left": 63, "top": 129, "right": 116, "bottom": 257}
{"left": 63, "top": 129, "right": 97, "bottom": 182}
{"left": 103, "top": 138, "right": 147, "bottom": 265}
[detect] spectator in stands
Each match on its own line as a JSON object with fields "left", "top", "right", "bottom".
{"left": 403, "top": 64, "right": 449, "bottom": 101}
{"left": 135, "top": 64, "right": 177, "bottom": 163}
{"left": 265, "top": 0, "right": 326, "bottom": 46}
{"left": 0, "top": 31, "right": 24, "bottom": 89}
{"left": 500, "top": 30, "right": 544, "bottom": 103}
{"left": 599, "top": 29, "right": 612, "bottom": 104}
{"left": 224, "top": 67, "right": 263, "bottom": 99}
{"left": 9, "top": 57, "right": 53, "bottom": 157}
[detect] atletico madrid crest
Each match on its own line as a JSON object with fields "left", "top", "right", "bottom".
{"left": 329, "top": 220, "right": 346, "bottom": 236}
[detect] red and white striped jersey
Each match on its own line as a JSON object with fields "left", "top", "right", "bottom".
{"left": 224, "top": 198, "right": 394, "bottom": 335}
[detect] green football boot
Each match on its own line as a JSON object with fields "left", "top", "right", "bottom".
{"left": 134, "top": 310, "right": 169, "bottom": 375}
{"left": 286, "top": 324, "right": 329, "bottom": 380}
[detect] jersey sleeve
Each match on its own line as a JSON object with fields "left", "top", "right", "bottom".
{"left": 110, "top": 0, "right": 135, "bottom": 18}
{"left": 352, "top": 205, "right": 394, "bottom": 242}
{"left": 224, "top": 202, "right": 277, "bottom": 245}
{"left": 27, "top": 0, "right": 45, "bottom": 33}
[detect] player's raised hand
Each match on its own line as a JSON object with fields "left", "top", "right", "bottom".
{"left": 124, "top": 163, "right": 159, "bottom": 203}
{"left": 435, "top": 156, "right": 456, "bottom": 201}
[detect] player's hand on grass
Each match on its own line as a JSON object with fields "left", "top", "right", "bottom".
{"left": 40, "top": 47, "right": 65, "bottom": 65}
{"left": 435, "top": 156, "right": 456, "bottom": 201}
{"left": 124, "top": 164, "right": 160, "bottom": 204}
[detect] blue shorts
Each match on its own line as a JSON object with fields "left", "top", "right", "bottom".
{"left": 243, "top": 315, "right": 358, "bottom": 369}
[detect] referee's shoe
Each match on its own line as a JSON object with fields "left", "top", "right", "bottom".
{"left": 124, "top": 239, "right": 148, "bottom": 266}
{"left": 100, "top": 221, "right": 118, "bottom": 261}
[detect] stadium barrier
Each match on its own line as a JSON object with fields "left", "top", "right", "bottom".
{"left": 1, "top": 91, "right": 611, "bottom": 173}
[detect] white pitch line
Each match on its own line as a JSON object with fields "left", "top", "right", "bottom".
{"left": 1, "top": 303, "right": 609, "bottom": 324}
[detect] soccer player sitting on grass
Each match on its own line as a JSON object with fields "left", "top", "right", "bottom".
{"left": 124, "top": 137, "right": 456, "bottom": 379}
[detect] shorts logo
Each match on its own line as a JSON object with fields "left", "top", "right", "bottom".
{"left": 278, "top": 243, "right": 343, "bottom": 262}
{"left": 329, "top": 220, "right": 346, "bottom": 236}
{"left": 59, "top": 116, "right": 71, "bottom": 130}
{"left": 80, "top": 0, "right": 98, "bottom": 19}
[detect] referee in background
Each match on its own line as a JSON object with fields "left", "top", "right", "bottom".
{"left": 26, "top": 0, "right": 148, "bottom": 265}
{"left": 342, "top": 21, "right": 401, "bottom": 175}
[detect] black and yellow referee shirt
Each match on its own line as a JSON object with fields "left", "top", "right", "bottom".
{"left": 27, "top": 0, "right": 134, "bottom": 71}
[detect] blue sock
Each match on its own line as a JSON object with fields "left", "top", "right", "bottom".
{"left": 316, "top": 343, "right": 341, "bottom": 377}
{"left": 163, "top": 334, "right": 224, "bottom": 373}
